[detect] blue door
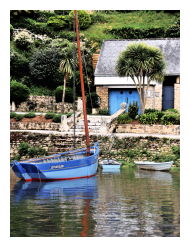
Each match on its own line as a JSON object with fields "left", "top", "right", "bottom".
{"left": 162, "top": 86, "right": 174, "bottom": 110}
{"left": 109, "top": 89, "right": 141, "bottom": 115}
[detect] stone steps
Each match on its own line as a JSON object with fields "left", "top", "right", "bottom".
{"left": 69, "top": 116, "right": 109, "bottom": 133}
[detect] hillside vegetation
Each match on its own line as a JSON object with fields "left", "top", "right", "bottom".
{"left": 10, "top": 10, "right": 180, "bottom": 107}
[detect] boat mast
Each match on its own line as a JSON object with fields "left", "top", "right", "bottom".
{"left": 74, "top": 10, "right": 90, "bottom": 156}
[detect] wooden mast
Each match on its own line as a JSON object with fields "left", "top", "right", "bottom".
{"left": 74, "top": 10, "right": 90, "bottom": 156}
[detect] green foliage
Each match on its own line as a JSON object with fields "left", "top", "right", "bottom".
{"left": 18, "top": 142, "right": 29, "bottom": 156}
{"left": 166, "top": 108, "right": 178, "bottom": 113}
{"left": 90, "top": 12, "right": 107, "bottom": 24}
{"left": 29, "top": 48, "right": 60, "bottom": 85}
{"left": 69, "top": 10, "right": 91, "bottom": 29}
{"left": 17, "top": 142, "right": 48, "bottom": 158}
{"left": 53, "top": 114, "right": 62, "bottom": 123}
{"left": 137, "top": 112, "right": 158, "bottom": 125}
{"left": 128, "top": 101, "right": 139, "bottom": 119}
{"left": 106, "top": 17, "right": 180, "bottom": 39}
{"left": 160, "top": 113, "right": 180, "bottom": 125}
{"left": 10, "top": 112, "right": 17, "bottom": 118}
{"left": 67, "top": 112, "right": 73, "bottom": 117}
{"left": 55, "top": 86, "right": 77, "bottom": 103}
{"left": 144, "top": 108, "right": 158, "bottom": 114}
{"left": 144, "top": 108, "right": 165, "bottom": 122}
{"left": 45, "top": 113, "right": 56, "bottom": 119}
{"left": 98, "top": 107, "right": 110, "bottom": 115}
{"left": 47, "top": 16, "right": 70, "bottom": 30}
{"left": 37, "top": 146, "right": 48, "bottom": 156}
{"left": 27, "top": 146, "right": 37, "bottom": 158}
{"left": 10, "top": 48, "right": 30, "bottom": 79}
{"left": 10, "top": 79, "right": 30, "bottom": 105}
{"left": 15, "top": 114, "right": 24, "bottom": 121}
{"left": 24, "top": 112, "right": 36, "bottom": 118}
{"left": 10, "top": 24, "right": 14, "bottom": 40}
{"left": 172, "top": 145, "right": 180, "bottom": 159}
{"left": 14, "top": 31, "right": 33, "bottom": 49}
{"left": 117, "top": 113, "right": 133, "bottom": 124}
{"left": 86, "top": 92, "right": 101, "bottom": 109}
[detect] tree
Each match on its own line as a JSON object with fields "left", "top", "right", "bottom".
{"left": 59, "top": 43, "right": 74, "bottom": 113}
{"left": 115, "top": 42, "right": 166, "bottom": 114}
{"left": 29, "top": 47, "right": 60, "bottom": 85}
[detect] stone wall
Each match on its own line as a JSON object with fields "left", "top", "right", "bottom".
{"left": 116, "top": 124, "right": 180, "bottom": 135}
{"left": 10, "top": 95, "right": 75, "bottom": 113}
{"left": 10, "top": 122, "right": 60, "bottom": 131}
{"left": 96, "top": 86, "right": 109, "bottom": 109}
{"left": 174, "top": 83, "right": 180, "bottom": 112}
{"left": 10, "top": 132, "right": 180, "bottom": 166}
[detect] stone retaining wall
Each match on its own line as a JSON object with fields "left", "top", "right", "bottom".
{"left": 10, "top": 122, "right": 60, "bottom": 131}
{"left": 10, "top": 95, "right": 75, "bottom": 113}
{"left": 116, "top": 124, "right": 180, "bottom": 135}
{"left": 10, "top": 132, "right": 180, "bottom": 166}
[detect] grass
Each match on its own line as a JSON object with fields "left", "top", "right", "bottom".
{"left": 82, "top": 11, "right": 178, "bottom": 49}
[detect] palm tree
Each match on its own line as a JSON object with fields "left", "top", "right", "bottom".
{"left": 115, "top": 42, "right": 166, "bottom": 114}
{"left": 59, "top": 43, "right": 74, "bottom": 114}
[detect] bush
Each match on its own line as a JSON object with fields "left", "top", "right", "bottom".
{"left": 18, "top": 142, "right": 29, "bottom": 156}
{"left": 98, "top": 107, "right": 110, "bottom": 115}
{"left": 69, "top": 10, "right": 91, "bottom": 29}
{"left": 144, "top": 108, "right": 158, "bottom": 114}
{"left": 15, "top": 114, "right": 24, "bottom": 121}
{"left": 90, "top": 13, "right": 107, "bottom": 24}
{"left": 160, "top": 113, "right": 179, "bottom": 125}
{"left": 37, "top": 146, "right": 48, "bottom": 156}
{"left": 137, "top": 112, "right": 158, "bottom": 125}
{"left": 10, "top": 112, "right": 17, "bottom": 118}
{"left": 165, "top": 108, "right": 178, "bottom": 113}
{"left": 117, "top": 113, "right": 133, "bottom": 124}
{"left": 53, "top": 114, "right": 62, "bottom": 123}
{"left": 55, "top": 86, "right": 77, "bottom": 103}
{"left": 24, "top": 112, "right": 36, "bottom": 118}
{"left": 14, "top": 31, "right": 33, "bottom": 49}
{"left": 10, "top": 79, "right": 30, "bottom": 105}
{"left": 47, "top": 16, "right": 70, "bottom": 30}
{"left": 128, "top": 101, "right": 139, "bottom": 119}
{"left": 27, "top": 146, "right": 37, "bottom": 158}
{"left": 172, "top": 145, "right": 180, "bottom": 155}
{"left": 45, "top": 113, "right": 56, "bottom": 119}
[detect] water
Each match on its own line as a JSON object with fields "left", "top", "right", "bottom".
{"left": 10, "top": 167, "right": 180, "bottom": 237}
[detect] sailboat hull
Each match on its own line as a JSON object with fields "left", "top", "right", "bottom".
{"left": 11, "top": 143, "right": 99, "bottom": 181}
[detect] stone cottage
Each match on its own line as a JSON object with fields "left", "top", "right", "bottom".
{"left": 94, "top": 38, "right": 180, "bottom": 114}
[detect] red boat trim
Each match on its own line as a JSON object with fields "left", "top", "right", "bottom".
{"left": 21, "top": 173, "right": 96, "bottom": 182}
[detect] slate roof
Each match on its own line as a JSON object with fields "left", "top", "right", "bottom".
{"left": 94, "top": 39, "right": 180, "bottom": 76}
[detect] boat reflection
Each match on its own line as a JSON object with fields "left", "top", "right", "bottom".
{"left": 101, "top": 168, "right": 121, "bottom": 174}
{"left": 11, "top": 176, "right": 98, "bottom": 203}
{"left": 135, "top": 170, "right": 173, "bottom": 184}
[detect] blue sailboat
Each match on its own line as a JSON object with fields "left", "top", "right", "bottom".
{"left": 10, "top": 10, "right": 99, "bottom": 182}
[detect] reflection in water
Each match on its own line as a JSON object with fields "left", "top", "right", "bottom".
{"left": 10, "top": 168, "right": 180, "bottom": 237}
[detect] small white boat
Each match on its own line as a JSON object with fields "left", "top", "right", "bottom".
{"left": 134, "top": 161, "right": 173, "bottom": 171}
{"left": 99, "top": 159, "right": 122, "bottom": 169}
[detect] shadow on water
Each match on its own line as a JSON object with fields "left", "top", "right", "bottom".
{"left": 10, "top": 168, "right": 180, "bottom": 237}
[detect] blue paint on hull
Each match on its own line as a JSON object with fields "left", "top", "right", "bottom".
{"left": 11, "top": 143, "right": 99, "bottom": 181}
